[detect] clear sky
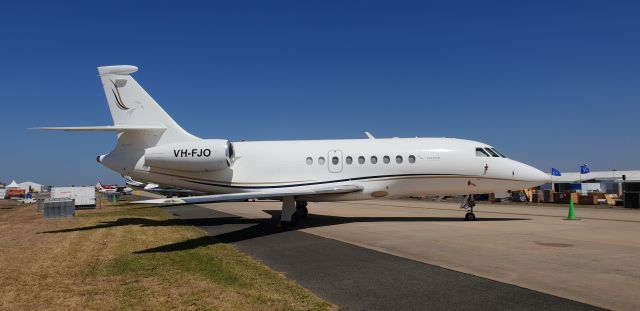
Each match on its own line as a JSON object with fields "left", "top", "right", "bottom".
{"left": 1, "top": 1, "right": 638, "bottom": 185}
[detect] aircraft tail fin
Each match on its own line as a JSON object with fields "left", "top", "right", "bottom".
{"left": 97, "top": 65, "right": 199, "bottom": 147}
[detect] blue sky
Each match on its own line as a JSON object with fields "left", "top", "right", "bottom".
{"left": 1, "top": 1, "right": 638, "bottom": 185}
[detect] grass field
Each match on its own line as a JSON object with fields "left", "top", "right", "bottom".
{"left": 0, "top": 199, "right": 332, "bottom": 310}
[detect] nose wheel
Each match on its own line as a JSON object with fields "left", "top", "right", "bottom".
{"left": 460, "top": 195, "right": 478, "bottom": 221}
{"left": 464, "top": 212, "right": 476, "bottom": 221}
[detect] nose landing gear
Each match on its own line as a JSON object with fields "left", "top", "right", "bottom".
{"left": 464, "top": 211, "right": 476, "bottom": 221}
{"left": 460, "top": 195, "right": 477, "bottom": 221}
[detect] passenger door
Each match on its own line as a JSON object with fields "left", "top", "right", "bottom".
{"left": 328, "top": 150, "right": 343, "bottom": 173}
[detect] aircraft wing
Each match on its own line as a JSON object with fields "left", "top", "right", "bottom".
{"left": 132, "top": 185, "right": 363, "bottom": 205}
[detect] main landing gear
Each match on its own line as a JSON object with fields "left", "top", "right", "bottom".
{"left": 460, "top": 195, "right": 477, "bottom": 221}
{"left": 296, "top": 200, "right": 308, "bottom": 219}
{"left": 279, "top": 197, "right": 308, "bottom": 226}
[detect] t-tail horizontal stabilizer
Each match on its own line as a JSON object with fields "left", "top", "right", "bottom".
{"left": 31, "top": 125, "right": 167, "bottom": 132}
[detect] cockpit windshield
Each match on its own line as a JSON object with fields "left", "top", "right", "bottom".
{"left": 485, "top": 148, "right": 500, "bottom": 157}
{"left": 476, "top": 147, "right": 507, "bottom": 158}
{"left": 490, "top": 148, "right": 507, "bottom": 158}
{"left": 475, "top": 148, "right": 490, "bottom": 157}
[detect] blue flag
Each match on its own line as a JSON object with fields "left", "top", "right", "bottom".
{"left": 580, "top": 165, "right": 589, "bottom": 174}
{"left": 551, "top": 168, "right": 561, "bottom": 176}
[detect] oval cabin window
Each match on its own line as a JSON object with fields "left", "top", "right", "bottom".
{"left": 408, "top": 155, "right": 415, "bottom": 163}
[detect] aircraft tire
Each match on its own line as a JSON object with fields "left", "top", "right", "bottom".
{"left": 296, "top": 206, "right": 308, "bottom": 219}
{"left": 464, "top": 212, "right": 476, "bottom": 221}
{"left": 281, "top": 213, "right": 298, "bottom": 226}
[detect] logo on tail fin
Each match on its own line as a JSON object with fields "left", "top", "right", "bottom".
{"left": 110, "top": 80, "right": 129, "bottom": 110}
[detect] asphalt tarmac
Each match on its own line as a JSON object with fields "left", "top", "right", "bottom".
{"left": 155, "top": 203, "right": 601, "bottom": 310}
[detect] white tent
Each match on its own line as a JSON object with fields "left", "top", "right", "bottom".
{"left": 18, "top": 181, "right": 42, "bottom": 193}
{"left": 6, "top": 180, "right": 19, "bottom": 189}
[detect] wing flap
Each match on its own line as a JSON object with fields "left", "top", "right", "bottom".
{"left": 133, "top": 185, "right": 363, "bottom": 205}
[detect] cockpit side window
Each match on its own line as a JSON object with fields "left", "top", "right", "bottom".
{"left": 491, "top": 148, "right": 507, "bottom": 158}
{"left": 476, "top": 148, "right": 490, "bottom": 157}
{"left": 484, "top": 148, "right": 500, "bottom": 157}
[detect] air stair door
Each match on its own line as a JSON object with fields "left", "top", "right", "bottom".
{"left": 328, "top": 150, "right": 343, "bottom": 173}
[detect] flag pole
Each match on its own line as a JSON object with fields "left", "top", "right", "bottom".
{"left": 579, "top": 165, "right": 582, "bottom": 184}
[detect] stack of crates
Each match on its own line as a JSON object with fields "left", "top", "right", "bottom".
{"left": 42, "top": 198, "right": 75, "bottom": 218}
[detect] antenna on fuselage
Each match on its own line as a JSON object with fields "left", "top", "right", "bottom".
{"left": 365, "top": 131, "right": 375, "bottom": 139}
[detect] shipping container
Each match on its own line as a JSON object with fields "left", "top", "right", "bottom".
{"left": 51, "top": 187, "right": 96, "bottom": 206}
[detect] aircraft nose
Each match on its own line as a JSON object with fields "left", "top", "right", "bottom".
{"left": 522, "top": 164, "right": 550, "bottom": 185}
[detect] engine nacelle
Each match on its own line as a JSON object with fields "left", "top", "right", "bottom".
{"left": 144, "top": 139, "right": 235, "bottom": 172}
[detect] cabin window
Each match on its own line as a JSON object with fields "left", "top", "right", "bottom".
{"left": 383, "top": 155, "right": 390, "bottom": 164}
{"left": 408, "top": 155, "right": 416, "bottom": 163}
{"left": 346, "top": 156, "right": 353, "bottom": 164}
{"left": 485, "top": 148, "right": 500, "bottom": 157}
{"left": 396, "top": 155, "right": 403, "bottom": 164}
{"left": 318, "top": 157, "right": 326, "bottom": 165}
{"left": 332, "top": 156, "right": 339, "bottom": 165}
{"left": 371, "top": 156, "right": 378, "bottom": 164}
{"left": 358, "top": 156, "right": 365, "bottom": 164}
{"left": 306, "top": 157, "right": 313, "bottom": 165}
{"left": 476, "top": 148, "right": 490, "bottom": 157}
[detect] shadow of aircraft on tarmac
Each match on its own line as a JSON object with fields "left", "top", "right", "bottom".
{"left": 40, "top": 206, "right": 529, "bottom": 254}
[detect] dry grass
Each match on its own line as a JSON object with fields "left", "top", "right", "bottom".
{"left": 0, "top": 200, "right": 332, "bottom": 311}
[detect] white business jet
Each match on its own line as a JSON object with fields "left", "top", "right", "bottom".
{"left": 36, "top": 65, "right": 549, "bottom": 224}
